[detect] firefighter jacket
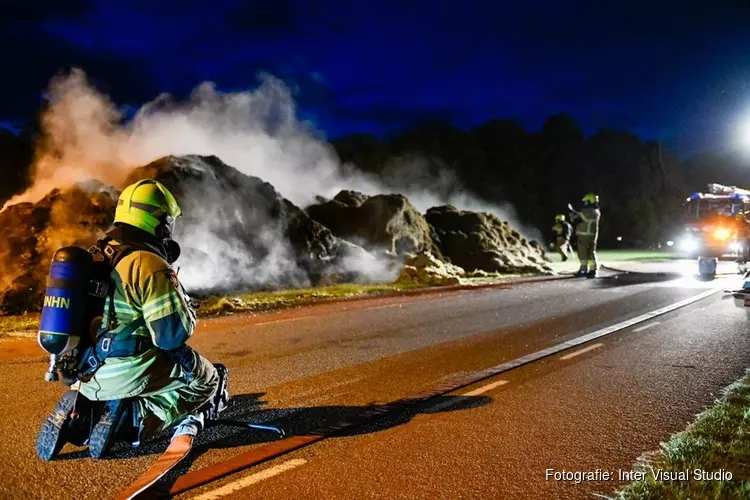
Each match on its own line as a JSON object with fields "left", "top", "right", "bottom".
{"left": 553, "top": 221, "right": 572, "bottom": 240}
{"left": 77, "top": 241, "right": 196, "bottom": 401}
{"left": 575, "top": 206, "right": 601, "bottom": 239}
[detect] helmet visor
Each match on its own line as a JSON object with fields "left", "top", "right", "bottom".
{"left": 163, "top": 214, "right": 179, "bottom": 239}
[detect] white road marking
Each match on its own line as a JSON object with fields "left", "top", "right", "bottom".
{"left": 219, "top": 289, "right": 724, "bottom": 440}
{"left": 633, "top": 321, "right": 661, "bottom": 332}
{"left": 559, "top": 343, "right": 603, "bottom": 360}
{"left": 457, "top": 286, "right": 722, "bottom": 380}
{"left": 463, "top": 380, "right": 509, "bottom": 396}
{"left": 190, "top": 459, "right": 307, "bottom": 500}
{"left": 418, "top": 288, "right": 722, "bottom": 415}
{"left": 427, "top": 380, "right": 510, "bottom": 411}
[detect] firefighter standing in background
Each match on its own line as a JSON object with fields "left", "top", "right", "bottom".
{"left": 571, "top": 192, "right": 601, "bottom": 278}
{"left": 552, "top": 214, "right": 572, "bottom": 261}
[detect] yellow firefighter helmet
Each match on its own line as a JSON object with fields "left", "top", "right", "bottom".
{"left": 582, "top": 192, "right": 599, "bottom": 205}
{"left": 114, "top": 180, "right": 181, "bottom": 238}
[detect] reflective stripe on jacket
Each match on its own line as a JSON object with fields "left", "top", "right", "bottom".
{"left": 576, "top": 207, "right": 600, "bottom": 237}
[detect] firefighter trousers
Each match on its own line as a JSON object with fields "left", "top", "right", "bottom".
{"left": 555, "top": 237, "right": 571, "bottom": 260}
{"left": 577, "top": 235, "right": 599, "bottom": 271}
{"left": 136, "top": 350, "right": 218, "bottom": 440}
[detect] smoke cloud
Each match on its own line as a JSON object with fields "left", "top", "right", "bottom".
{"left": 4, "top": 69, "right": 538, "bottom": 291}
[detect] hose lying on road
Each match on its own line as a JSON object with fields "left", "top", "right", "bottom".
{"left": 600, "top": 264, "right": 738, "bottom": 277}
{"left": 600, "top": 265, "right": 670, "bottom": 275}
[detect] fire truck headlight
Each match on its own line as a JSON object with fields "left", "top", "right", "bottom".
{"left": 678, "top": 235, "right": 698, "bottom": 252}
{"left": 714, "top": 227, "right": 731, "bottom": 241}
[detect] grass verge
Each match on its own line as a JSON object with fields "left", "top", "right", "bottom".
{"left": 615, "top": 370, "right": 750, "bottom": 499}
{"left": 0, "top": 313, "right": 40, "bottom": 338}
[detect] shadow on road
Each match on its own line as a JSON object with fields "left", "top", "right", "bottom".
{"left": 56, "top": 391, "right": 491, "bottom": 488}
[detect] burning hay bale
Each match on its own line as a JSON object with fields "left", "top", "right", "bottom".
{"left": 0, "top": 185, "right": 116, "bottom": 313}
{"left": 425, "top": 205, "right": 552, "bottom": 274}
{"left": 306, "top": 190, "right": 439, "bottom": 257}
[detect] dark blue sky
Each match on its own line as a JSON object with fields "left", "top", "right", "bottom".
{"left": 2, "top": 0, "right": 749, "bottom": 156}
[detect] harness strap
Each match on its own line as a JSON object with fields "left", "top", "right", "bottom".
{"left": 76, "top": 317, "right": 149, "bottom": 381}
{"left": 76, "top": 238, "right": 149, "bottom": 382}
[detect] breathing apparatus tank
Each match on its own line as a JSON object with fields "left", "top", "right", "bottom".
{"left": 38, "top": 247, "right": 108, "bottom": 381}
{"left": 38, "top": 247, "right": 93, "bottom": 355}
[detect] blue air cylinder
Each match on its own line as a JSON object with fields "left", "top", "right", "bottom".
{"left": 37, "top": 247, "right": 94, "bottom": 356}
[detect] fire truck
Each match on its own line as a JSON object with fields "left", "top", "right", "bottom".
{"left": 677, "top": 183, "right": 750, "bottom": 265}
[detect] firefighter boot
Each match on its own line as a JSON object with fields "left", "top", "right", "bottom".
{"left": 208, "top": 363, "right": 230, "bottom": 420}
{"left": 36, "top": 390, "right": 94, "bottom": 461}
{"left": 88, "top": 398, "right": 134, "bottom": 459}
{"left": 172, "top": 412, "right": 205, "bottom": 439}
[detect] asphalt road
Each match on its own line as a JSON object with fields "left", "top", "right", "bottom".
{"left": 1, "top": 262, "right": 749, "bottom": 499}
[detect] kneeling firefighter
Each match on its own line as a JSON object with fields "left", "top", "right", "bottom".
{"left": 570, "top": 192, "right": 601, "bottom": 278}
{"left": 36, "top": 180, "right": 227, "bottom": 461}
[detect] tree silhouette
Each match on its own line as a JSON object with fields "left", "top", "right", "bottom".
{"left": 335, "top": 115, "right": 687, "bottom": 247}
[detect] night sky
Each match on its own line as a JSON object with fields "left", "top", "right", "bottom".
{"left": 2, "top": 0, "right": 749, "bottom": 156}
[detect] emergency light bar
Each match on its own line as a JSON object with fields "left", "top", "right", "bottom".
{"left": 708, "top": 183, "right": 750, "bottom": 197}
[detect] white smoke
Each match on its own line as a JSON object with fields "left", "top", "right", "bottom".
{"left": 4, "top": 69, "right": 539, "bottom": 290}
{"left": 373, "top": 154, "right": 543, "bottom": 242}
